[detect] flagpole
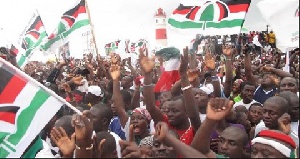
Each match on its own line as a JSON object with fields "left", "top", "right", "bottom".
{"left": 85, "top": 0, "right": 100, "bottom": 56}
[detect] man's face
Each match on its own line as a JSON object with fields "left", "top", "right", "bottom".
{"left": 251, "top": 142, "right": 285, "bottom": 158}
{"left": 280, "top": 78, "right": 298, "bottom": 93}
{"left": 165, "top": 99, "right": 186, "bottom": 126}
{"left": 121, "top": 76, "right": 132, "bottom": 88}
{"left": 248, "top": 105, "right": 263, "bottom": 125}
{"left": 193, "top": 88, "right": 209, "bottom": 110}
{"left": 218, "top": 129, "right": 245, "bottom": 158}
{"left": 262, "top": 101, "right": 285, "bottom": 129}
{"left": 261, "top": 74, "right": 273, "bottom": 86}
{"left": 152, "top": 137, "right": 176, "bottom": 158}
{"left": 289, "top": 97, "right": 299, "bottom": 122}
{"left": 241, "top": 85, "right": 255, "bottom": 102}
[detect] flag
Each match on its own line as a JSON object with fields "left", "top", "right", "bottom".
{"left": 168, "top": 0, "right": 251, "bottom": 35}
{"left": 16, "top": 13, "right": 48, "bottom": 69}
{"left": 130, "top": 42, "right": 136, "bottom": 53}
{"left": 257, "top": 0, "right": 299, "bottom": 51}
{"left": 0, "top": 57, "right": 67, "bottom": 158}
{"left": 42, "top": 0, "right": 90, "bottom": 52}
{"left": 154, "top": 47, "right": 181, "bottom": 93}
{"left": 135, "top": 39, "right": 148, "bottom": 52}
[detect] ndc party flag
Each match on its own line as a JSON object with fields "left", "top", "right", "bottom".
{"left": 42, "top": 0, "right": 90, "bottom": 52}
{"left": 168, "top": 0, "right": 251, "bottom": 35}
{"left": 16, "top": 12, "right": 48, "bottom": 69}
{"left": 0, "top": 57, "right": 69, "bottom": 158}
{"left": 154, "top": 47, "right": 181, "bottom": 93}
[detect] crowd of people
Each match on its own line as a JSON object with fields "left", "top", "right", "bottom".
{"left": 0, "top": 30, "right": 299, "bottom": 158}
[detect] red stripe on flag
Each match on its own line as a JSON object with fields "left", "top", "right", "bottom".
{"left": 28, "top": 31, "right": 40, "bottom": 39}
{"left": 228, "top": 4, "right": 249, "bottom": 13}
{"left": 173, "top": 9, "right": 191, "bottom": 15}
{"left": 35, "top": 21, "right": 43, "bottom": 31}
{"left": 218, "top": 3, "right": 225, "bottom": 21}
{"left": 188, "top": 6, "right": 200, "bottom": 20}
{"left": 0, "top": 75, "right": 27, "bottom": 104}
{"left": 0, "top": 112, "right": 16, "bottom": 124}
{"left": 64, "top": 17, "right": 75, "bottom": 28}
{"left": 73, "top": 6, "right": 86, "bottom": 18}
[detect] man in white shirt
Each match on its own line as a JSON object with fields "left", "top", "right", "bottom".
{"left": 255, "top": 96, "right": 299, "bottom": 146}
{"left": 233, "top": 81, "right": 259, "bottom": 109}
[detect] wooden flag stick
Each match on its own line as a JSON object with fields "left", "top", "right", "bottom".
{"left": 85, "top": 0, "right": 100, "bottom": 55}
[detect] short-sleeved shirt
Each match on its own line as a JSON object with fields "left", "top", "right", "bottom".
{"left": 162, "top": 115, "right": 195, "bottom": 145}
{"left": 233, "top": 99, "right": 259, "bottom": 110}
{"left": 254, "top": 85, "right": 277, "bottom": 104}
{"left": 109, "top": 116, "right": 126, "bottom": 140}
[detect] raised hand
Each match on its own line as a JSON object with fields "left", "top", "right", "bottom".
{"left": 154, "top": 122, "right": 169, "bottom": 142}
{"left": 278, "top": 113, "right": 291, "bottom": 135}
{"left": 72, "top": 110, "right": 93, "bottom": 141}
{"left": 187, "top": 69, "right": 199, "bottom": 82}
{"left": 204, "top": 53, "right": 216, "bottom": 70}
{"left": 139, "top": 48, "right": 155, "bottom": 74}
{"left": 206, "top": 98, "right": 234, "bottom": 121}
{"left": 62, "top": 83, "right": 71, "bottom": 93}
{"left": 222, "top": 44, "right": 235, "bottom": 57}
{"left": 179, "top": 46, "right": 189, "bottom": 76}
{"left": 110, "top": 65, "right": 121, "bottom": 80}
{"left": 111, "top": 53, "right": 121, "bottom": 65}
{"left": 50, "top": 127, "right": 75, "bottom": 157}
{"left": 71, "top": 76, "right": 84, "bottom": 86}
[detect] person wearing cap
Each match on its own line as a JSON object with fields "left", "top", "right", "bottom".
{"left": 84, "top": 85, "right": 104, "bottom": 106}
{"left": 193, "top": 87, "right": 213, "bottom": 122}
{"left": 251, "top": 130, "right": 297, "bottom": 158}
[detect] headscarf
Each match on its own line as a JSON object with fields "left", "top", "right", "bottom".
{"left": 132, "top": 107, "right": 152, "bottom": 123}
{"left": 138, "top": 135, "right": 154, "bottom": 147}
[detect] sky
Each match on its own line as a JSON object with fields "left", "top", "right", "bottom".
{"left": 0, "top": 0, "right": 267, "bottom": 58}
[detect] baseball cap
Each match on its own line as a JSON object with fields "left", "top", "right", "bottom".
{"left": 88, "top": 85, "right": 103, "bottom": 97}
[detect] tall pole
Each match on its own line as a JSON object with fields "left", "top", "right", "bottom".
{"left": 85, "top": 0, "right": 100, "bottom": 56}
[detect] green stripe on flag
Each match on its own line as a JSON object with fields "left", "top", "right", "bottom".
{"left": 6, "top": 88, "right": 50, "bottom": 146}
{"left": 206, "top": 19, "right": 245, "bottom": 28}
{"left": 42, "top": 19, "right": 90, "bottom": 51}
{"left": 17, "top": 55, "right": 27, "bottom": 68}
{"left": 24, "top": 31, "right": 48, "bottom": 57}
{"left": 168, "top": 18, "right": 244, "bottom": 29}
{"left": 168, "top": 18, "right": 203, "bottom": 29}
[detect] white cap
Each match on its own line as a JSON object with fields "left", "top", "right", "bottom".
{"left": 200, "top": 84, "right": 214, "bottom": 95}
{"left": 88, "top": 85, "right": 103, "bottom": 97}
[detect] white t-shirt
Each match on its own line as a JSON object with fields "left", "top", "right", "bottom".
{"left": 233, "top": 99, "right": 259, "bottom": 110}
{"left": 199, "top": 113, "right": 206, "bottom": 122}
{"left": 36, "top": 140, "right": 55, "bottom": 158}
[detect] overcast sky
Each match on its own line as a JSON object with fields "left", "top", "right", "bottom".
{"left": 0, "top": 0, "right": 267, "bottom": 57}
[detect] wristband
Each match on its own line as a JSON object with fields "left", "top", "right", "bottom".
{"left": 181, "top": 85, "right": 192, "bottom": 91}
{"left": 143, "top": 83, "right": 153, "bottom": 87}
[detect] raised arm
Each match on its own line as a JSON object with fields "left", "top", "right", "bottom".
{"left": 179, "top": 46, "right": 201, "bottom": 131}
{"left": 191, "top": 98, "right": 233, "bottom": 158}
{"left": 222, "top": 45, "right": 234, "bottom": 98}
{"left": 139, "top": 48, "right": 164, "bottom": 124}
{"left": 263, "top": 66, "right": 293, "bottom": 78}
{"left": 155, "top": 122, "right": 206, "bottom": 158}
{"left": 244, "top": 45, "right": 257, "bottom": 87}
{"left": 110, "top": 55, "right": 129, "bottom": 127}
